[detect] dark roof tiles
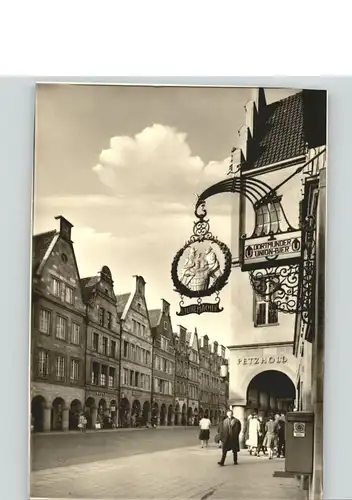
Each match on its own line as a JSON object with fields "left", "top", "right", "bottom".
{"left": 245, "top": 92, "right": 307, "bottom": 171}
{"left": 116, "top": 293, "right": 130, "bottom": 316}
{"left": 32, "top": 230, "right": 57, "bottom": 271}
{"left": 148, "top": 309, "right": 161, "bottom": 328}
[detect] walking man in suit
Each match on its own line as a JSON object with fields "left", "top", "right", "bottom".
{"left": 217, "top": 409, "right": 242, "bottom": 466}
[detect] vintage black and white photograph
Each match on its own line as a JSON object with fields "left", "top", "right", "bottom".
{"left": 30, "top": 84, "right": 327, "bottom": 500}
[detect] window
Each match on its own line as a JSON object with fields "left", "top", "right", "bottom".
{"left": 107, "top": 312, "right": 112, "bottom": 329}
{"left": 140, "top": 373, "right": 145, "bottom": 388}
{"left": 91, "top": 362, "right": 99, "bottom": 385}
{"left": 100, "top": 365, "right": 107, "bottom": 386}
{"left": 122, "top": 368, "right": 128, "bottom": 385}
{"left": 123, "top": 341, "right": 129, "bottom": 358}
{"left": 52, "top": 277, "right": 60, "bottom": 297}
{"left": 131, "top": 345, "right": 136, "bottom": 361}
{"left": 65, "top": 285, "right": 73, "bottom": 304}
{"left": 135, "top": 372, "right": 140, "bottom": 387}
{"left": 39, "top": 309, "right": 51, "bottom": 334}
{"left": 136, "top": 346, "right": 141, "bottom": 362}
{"left": 70, "top": 359, "right": 79, "bottom": 381}
{"left": 163, "top": 320, "right": 168, "bottom": 331}
{"left": 110, "top": 340, "right": 116, "bottom": 358}
{"left": 102, "top": 337, "right": 108, "bottom": 355}
{"left": 145, "top": 375, "right": 150, "bottom": 390}
{"left": 254, "top": 202, "right": 281, "bottom": 236}
{"left": 254, "top": 278, "right": 279, "bottom": 327}
{"left": 146, "top": 351, "right": 151, "bottom": 365}
{"left": 93, "top": 333, "right": 99, "bottom": 351}
{"left": 108, "top": 367, "right": 115, "bottom": 387}
{"left": 71, "top": 323, "right": 80, "bottom": 345}
{"left": 56, "top": 316, "right": 67, "bottom": 340}
{"left": 99, "top": 307, "right": 105, "bottom": 326}
{"left": 55, "top": 356, "right": 65, "bottom": 380}
{"left": 130, "top": 370, "right": 134, "bottom": 386}
{"left": 38, "top": 350, "right": 49, "bottom": 377}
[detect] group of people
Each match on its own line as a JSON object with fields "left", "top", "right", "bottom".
{"left": 197, "top": 409, "right": 286, "bottom": 466}
{"left": 243, "top": 412, "right": 286, "bottom": 459}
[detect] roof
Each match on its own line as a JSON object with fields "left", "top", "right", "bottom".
{"left": 80, "top": 276, "right": 99, "bottom": 303}
{"left": 116, "top": 293, "right": 130, "bottom": 317}
{"left": 148, "top": 309, "right": 161, "bottom": 328}
{"left": 244, "top": 91, "right": 307, "bottom": 171}
{"left": 32, "top": 230, "right": 57, "bottom": 271}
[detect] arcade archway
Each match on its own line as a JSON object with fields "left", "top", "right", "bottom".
{"left": 142, "top": 401, "right": 150, "bottom": 425}
{"left": 175, "top": 403, "right": 180, "bottom": 425}
{"left": 160, "top": 404, "right": 167, "bottom": 426}
{"left": 52, "top": 397, "right": 65, "bottom": 431}
{"left": 181, "top": 404, "right": 187, "bottom": 425}
{"left": 246, "top": 370, "right": 296, "bottom": 417}
{"left": 31, "top": 395, "right": 46, "bottom": 432}
{"left": 69, "top": 399, "right": 82, "bottom": 430}
{"left": 167, "top": 405, "right": 173, "bottom": 425}
{"left": 187, "top": 407, "right": 193, "bottom": 425}
{"left": 119, "top": 397, "right": 130, "bottom": 428}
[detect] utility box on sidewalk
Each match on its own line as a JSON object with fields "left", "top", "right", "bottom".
{"left": 285, "top": 411, "right": 314, "bottom": 475}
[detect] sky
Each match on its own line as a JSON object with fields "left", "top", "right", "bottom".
{"left": 33, "top": 84, "right": 299, "bottom": 348}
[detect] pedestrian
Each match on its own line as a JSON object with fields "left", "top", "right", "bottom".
{"left": 199, "top": 413, "right": 212, "bottom": 448}
{"left": 246, "top": 412, "right": 260, "bottom": 455}
{"left": 276, "top": 412, "right": 286, "bottom": 458}
{"left": 217, "top": 409, "right": 241, "bottom": 466}
{"left": 256, "top": 415, "right": 266, "bottom": 456}
{"left": 263, "top": 414, "right": 277, "bottom": 459}
{"left": 78, "top": 413, "right": 86, "bottom": 433}
{"left": 243, "top": 413, "right": 252, "bottom": 450}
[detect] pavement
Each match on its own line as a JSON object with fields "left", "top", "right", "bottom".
{"left": 31, "top": 428, "right": 304, "bottom": 500}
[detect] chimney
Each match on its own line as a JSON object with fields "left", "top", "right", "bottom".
{"left": 178, "top": 325, "right": 187, "bottom": 342}
{"left": 161, "top": 299, "right": 170, "bottom": 315}
{"left": 55, "top": 215, "right": 73, "bottom": 241}
{"left": 203, "top": 335, "right": 209, "bottom": 350}
{"left": 213, "top": 341, "right": 218, "bottom": 354}
{"left": 134, "top": 275, "right": 146, "bottom": 295}
{"left": 221, "top": 345, "right": 226, "bottom": 358}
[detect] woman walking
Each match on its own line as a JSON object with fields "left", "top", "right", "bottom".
{"left": 246, "top": 413, "right": 260, "bottom": 455}
{"left": 263, "top": 414, "right": 277, "bottom": 459}
{"left": 256, "top": 415, "right": 266, "bottom": 456}
{"left": 199, "top": 413, "right": 211, "bottom": 448}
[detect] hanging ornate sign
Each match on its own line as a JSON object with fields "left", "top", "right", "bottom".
{"left": 171, "top": 201, "right": 232, "bottom": 316}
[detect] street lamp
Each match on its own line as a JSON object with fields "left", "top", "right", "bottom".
{"left": 220, "top": 363, "right": 228, "bottom": 381}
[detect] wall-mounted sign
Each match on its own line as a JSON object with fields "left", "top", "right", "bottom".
{"left": 293, "top": 422, "right": 306, "bottom": 438}
{"left": 237, "top": 356, "right": 288, "bottom": 366}
{"left": 132, "top": 391, "right": 142, "bottom": 398}
{"left": 242, "top": 230, "right": 302, "bottom": 271}
{"left": 171, "top": 204, "right": 232, "bottom": 316}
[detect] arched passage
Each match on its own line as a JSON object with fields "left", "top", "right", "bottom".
{"left": 187, "top": 407, "right": 193, "bottom": 425}
{"left": 119, "top": 398, "right": 130, "bottom": 428}
{"left": 131, "top": 400, "right": 141, "bottom": 427}
{"left": 167, "top": 405, "right": 173, "bottom": 425}
{"left": 69, "top": 399, "right": 82, "bottom": 430}
{"left": 142, "top": 401, "right": 150, "bottom": 425}
{"left": 160, "top": 404, "right": 167, "bottom": 426}
{"left": 181, "top": 404, "right": 187, "bottom": 426}
{"left": 52, "top": 397, "right": 65, "bottom": 431}
{"left": 31, "top": 395, "right": 46, "bottom": 432}
{"left": 175, "top": 403, "right": 180, "bottom": 425}
{"left": 246, "top": 370, "right": 296, "bottom": 416}
{"left": 85, "top": 397, "right": 96, "bottom": 430}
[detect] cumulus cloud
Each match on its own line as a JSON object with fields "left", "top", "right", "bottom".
{"left": 93, "top": 124, "right": 229, "bottom": 206}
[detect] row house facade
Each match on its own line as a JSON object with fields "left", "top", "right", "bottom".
{"left": 30, "top": 216, "right": 230, "bottom": 432}
{"left": 31, "top": 216, "right": 87, "bottom": 432}
{"left": 149, "top": 299, "right": 175, "bottom": 426}
{"left": 116, "top": 276, "right": 153, "bottom": 427}
{"left": 81, "top": 265, "right": 121, "bottom": 429}
{"left": 174, "top": 325, "right": 190, "bottom": 425}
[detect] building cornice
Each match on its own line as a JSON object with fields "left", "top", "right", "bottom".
{"left": 227, "top": 341, "right": 294, "bottom": 350}
{"left": 242, "top": 155, "right": 306, "bottom": 178}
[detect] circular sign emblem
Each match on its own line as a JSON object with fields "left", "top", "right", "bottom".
{"left": 171, "top": 235, "right": 232, "bottom": 299}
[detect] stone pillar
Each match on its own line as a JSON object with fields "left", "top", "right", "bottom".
{"left": 247, "top": 388, "right": 259, "bottom": 410}
{"left": 43, "top": 406, "right": 51, "bottom": 432}
{"left": 62, "top": 407, "right": 69, "bottom": 431}
{"left": 91, "top": 407, "right": 98, "bottom": 428}
{"left": 232, "top": 405, "right": 245, "bottom": 449}
{"left": 259, "top": 392, "right": 269, "bottom": 411}
{"left": 277, "top": 400, "right": 283, "bottom": 411}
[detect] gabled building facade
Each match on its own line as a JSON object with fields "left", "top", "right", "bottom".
{"left": 117, "top": 276, "right": 153, "bottom": 427}
{"left": 149, "top": 299, "right": 175, "bottom": 426}
{"left": 81, "top": 266, "right": 120, "bottom": 429}
{"left": 187, "top": 328, "right": 200, "bottom": 425}
{"left": 31, "top": 216, "right": 86, "bottom": 432}
{"left": 199, "top": 335, "right": 212, "bottom": 421}
{"left": 174, "top": 325, "right": 189, "bottom": 425}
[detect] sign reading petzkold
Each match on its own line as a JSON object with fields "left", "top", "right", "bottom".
{"left": 171, "top": 201, "right": 232, "bottom": 316}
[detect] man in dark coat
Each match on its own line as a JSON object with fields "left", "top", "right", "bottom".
{"left": 217, "top": 409, "right": 242, "bottom": 466}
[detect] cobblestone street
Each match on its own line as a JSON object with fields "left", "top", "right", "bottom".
{"left": 31, "top": 429, "right": 304, "bottom": 499}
